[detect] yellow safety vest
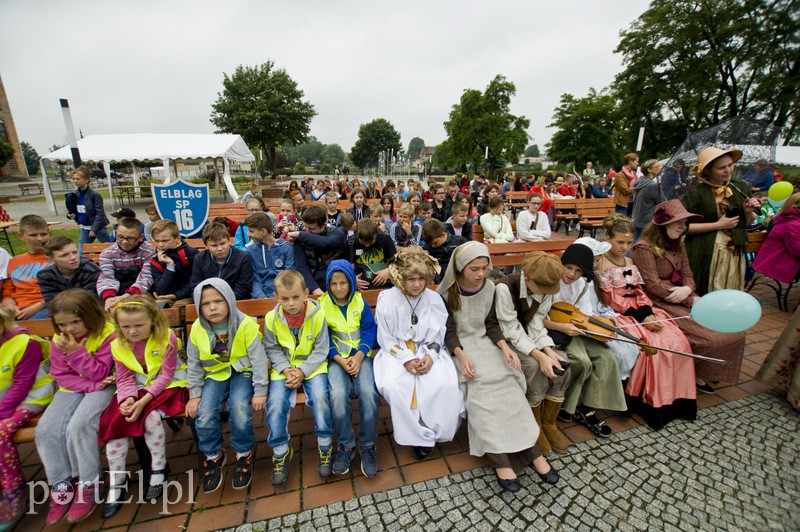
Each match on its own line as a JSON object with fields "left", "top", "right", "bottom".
{"left": 189, "top": 316, "right": 261, "bottom": 382}
{"left": 0, "top": 333, "right": 55, "bottom": 408}
{"left": 111, "top": 334, "right": 187, "bottom": 391}
{"left": 54, "top": 322, "right": 116, "bottom": 393}
{"left": 318, "top": 293, "right": 372, "bottom": 359}
{"left": 265, "top": 301, "right": 327, "bottom": 381}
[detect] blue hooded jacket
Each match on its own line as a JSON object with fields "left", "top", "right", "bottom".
{"left": 323, "top": 259, "right": 377, "bottom": 360}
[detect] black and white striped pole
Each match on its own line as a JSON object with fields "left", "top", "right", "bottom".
{"left": 60, "top": 99, "right": 82, "bottom": 167}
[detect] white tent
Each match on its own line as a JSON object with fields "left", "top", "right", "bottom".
{"left": 776, "top": 145, "right": 800, "bottom": 167}
{"left": 40, "top": 133, "right": 255, "bottom": 212}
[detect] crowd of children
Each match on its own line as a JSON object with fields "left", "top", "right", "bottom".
{"left": 0, "top": 164, "right": 792, "bottom": 527}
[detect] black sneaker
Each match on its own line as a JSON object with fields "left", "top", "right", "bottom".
{"left": 232, "top": 453, "right": 253, "bottom": 490}
{"left": 201, "top": 453, "right": 227, "bottom": 493}
{"left": 271, "top": 447, "right": 293, "bottom": 487}
{"left": 360, "top": 445, "right": 378, "bottom": 478}
{"left": 318, "top": 446, "right": 333, "bottom": 479}
{"left": 331, "top": 445, "right": 356, "bottom": 475}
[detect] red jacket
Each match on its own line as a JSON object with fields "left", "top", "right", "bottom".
{"left": 753, "top": 207, "right": 800, "bottom": 283}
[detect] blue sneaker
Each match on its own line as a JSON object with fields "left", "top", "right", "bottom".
{"left": 360, "top": 445, "right": 378, "bottom": 478}
{"left": 331, "top": 445, "right": 356, "bottom": 475}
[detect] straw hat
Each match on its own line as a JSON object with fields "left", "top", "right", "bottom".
{"left": 691, "top": 147, "right": 742, "bottom": 176}
{"left": 555, "top": 176, "right": 564, "bottom": 184}
{"left": 652, "top": 200, "right": 704, "bottom": 225}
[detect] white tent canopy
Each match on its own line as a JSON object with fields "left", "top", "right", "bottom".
{"left": 40, "top": 133, "right": 255, "bottom": 212}
{"left": 776, "top": 145, "right": 800, "bottom": 167}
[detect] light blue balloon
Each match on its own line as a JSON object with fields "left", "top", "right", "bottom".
{"left": 690, "top": 289, "right": 762, "bottom": 333}
{"left": 768, "top": 197, "right": 785, "bottom": 209}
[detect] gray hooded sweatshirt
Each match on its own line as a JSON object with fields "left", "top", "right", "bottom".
{"left": 187, "top": 278, "right": 269, "bottom": 399}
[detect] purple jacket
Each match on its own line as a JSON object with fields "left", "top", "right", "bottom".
{"left": 49, "top": 330, "right": 116, "bottom": 393}
{"left": 753, "top": 207, "right": 800, "bottom": 283}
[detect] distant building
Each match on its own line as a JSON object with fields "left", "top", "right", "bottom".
{"left": 0, "top": 74, "right": 28, "bottom": 177}
{"left": 412, "top": 146, "right": 436, "bottom": 167}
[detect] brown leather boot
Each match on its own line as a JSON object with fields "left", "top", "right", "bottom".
{"left": 541, "top": 398, "right": 572, "bottom": 453}
{"left": 530, "top": 402, "right": 551, "bottom": 455}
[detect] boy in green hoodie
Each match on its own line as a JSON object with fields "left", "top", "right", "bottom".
{"left": 263, "top": 270, "right": 333, "bottom": 486}
{"left": 319, "top": 260, "right": 380, "bottom": 477}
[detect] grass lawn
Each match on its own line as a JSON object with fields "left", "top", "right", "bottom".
{"left": 2, "top": 228, "right": 81, "bottom": 257}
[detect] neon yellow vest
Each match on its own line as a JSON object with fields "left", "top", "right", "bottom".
{"left": 189, "top": 316, "right": 261, "bottom": 381}
{"left": 318, "top": 293, "right": 372, "bottom": 359}
{"left": 111, "top": 333, "right": 187, "bottom": 391}
{"left": 0, "top": 334, "right": 55, "bottom": 408}
{"left": 265, "top": 301, "right": 327, "bottom": 380}
{"left": 54, "top": 321, "right": 116, "bottom": 393}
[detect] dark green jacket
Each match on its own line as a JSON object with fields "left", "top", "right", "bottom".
{"left": 680, "top": 178, "right": 751, "bottom": 295}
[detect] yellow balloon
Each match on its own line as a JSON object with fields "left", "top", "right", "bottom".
{"left": 768, "top": 181, "right": 793, "bottom": 202}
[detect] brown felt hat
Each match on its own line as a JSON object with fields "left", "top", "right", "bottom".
{"left": 520, "top": 251, "right": 564, "bottom": 294}
{"left": 652, "top": 200, "right": 704, "bottom": 225}
{"left": 691, "top": 146, "right": 743, "bottom": 176}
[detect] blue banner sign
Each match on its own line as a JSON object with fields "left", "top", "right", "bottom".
{"left": 152, "top": 180, "right": 209, "bottom": 237}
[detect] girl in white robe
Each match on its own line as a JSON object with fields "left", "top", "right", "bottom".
{"left": 373, "top": 247, "right": 464, "bottom": 460}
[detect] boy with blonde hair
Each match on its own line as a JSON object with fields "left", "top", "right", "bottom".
{"left": 1, "top": 215, "right": 51, "bottom": 319}
{"left": 263, "top": 271, "right": 332, "bottom": 486}
{"left": 149, "top": 219, "right": 198, "bottom": 306}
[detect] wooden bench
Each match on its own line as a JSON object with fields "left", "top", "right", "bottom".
{"left": 505, "top": 191, "right": 529, "bottom": 214}
{"left": 553, "top": 199, "right": 578, "bottom": 234}
{"left": 18, "top": 183, "right": 44, "bottom": 196}
{"left": 745, "top": 231, "right": 799, "bottom": 311}
{"left": 576, "top": 202, "right": 615, "bottom": 238}
{"left": 486, "top": 240, "right": 572, "bottom": 266}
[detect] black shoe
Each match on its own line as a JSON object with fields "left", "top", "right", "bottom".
{"left": 232, "top": 453, "right": 253, "bottom": 490}
{"left": 557, "top": 409, "right": 573, "bottom": 423}
{"left": 697, "top": 382, "right": 716, "bottom": 394}
{"left": 201, "top": 454, "right": 227, "bottom": 493}
{"left": 101, "top": 483, "right": 127, "bottom": 519}
{"left": 537, "top": 466, "right": 560, "bottom": 485}
{"left": 496, "top": 475, "right": 521, "bottom": 492}
{"left": 575, "top": 406, "right": 613, "bottom": 438}
{"left": 413, "top": 446, "right": 433, "bottom": 461}
{"left": 144, "top": 469, "right": 167, "bottom": 501}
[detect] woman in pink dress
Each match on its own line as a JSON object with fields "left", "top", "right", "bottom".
{"left": 595, "top": 215, "right": 697, "bottom": 430}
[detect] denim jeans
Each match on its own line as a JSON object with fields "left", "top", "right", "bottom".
{"left": 328, "top": 357, "right": 379, "bottom": 450}
{"left": 195, "top": 370, "right": 255, "bottom": 457}
{"left": 267, "top": 373, "right": 333, "bottom": 456}
{"left": 78, "top": 226, "right": 111, "bottom": 255}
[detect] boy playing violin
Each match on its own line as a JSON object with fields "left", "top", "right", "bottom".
{"left": 543, "top": 243, "right": 628, "bottom": 438}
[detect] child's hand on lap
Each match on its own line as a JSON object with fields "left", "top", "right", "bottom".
{"left": 185, "top": 397, "right": 201, "bottom": 418}
{"left": 252, "top": 395, "right": 267, "bottom": 412}
{"left": 125, "top": 393, "right": 152, "bottom": 422}
{"left": 345, "top": 352, "right": 365, "bottom": 377}
{"left": 119, "top": 397, "right": 135, "bottom": 416}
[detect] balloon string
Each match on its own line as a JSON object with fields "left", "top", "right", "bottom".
{"left": 613, "top": 316, "right": 692, "bottom": 328}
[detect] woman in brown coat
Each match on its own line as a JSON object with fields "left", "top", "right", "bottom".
{"left": 631, "top": 200, "right": 746, "bottom": 394}
{"left": 613, "top": 153, "right": 638, "bottom": 215}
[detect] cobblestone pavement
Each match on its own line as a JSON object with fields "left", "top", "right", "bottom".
{"left": 224, "top": 393, "right": 799, "bottom": 532}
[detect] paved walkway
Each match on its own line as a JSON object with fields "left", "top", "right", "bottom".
{"left": 229, "top": 392, "right": 800, "bottom": 532}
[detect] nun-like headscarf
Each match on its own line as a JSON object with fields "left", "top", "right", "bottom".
{"left": 435, "top": 241, "right": 493, "bottom": 296}
{"left": 387, "top": 246, "right": 441, "bottom": 296}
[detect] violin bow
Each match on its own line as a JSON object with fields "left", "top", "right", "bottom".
{"left": 578, "top": 330, "right": 732, "bottom": 366}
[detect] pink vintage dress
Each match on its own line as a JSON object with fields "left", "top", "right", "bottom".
{"left": 596, "top": 261, "right": 697, "bottom": 410}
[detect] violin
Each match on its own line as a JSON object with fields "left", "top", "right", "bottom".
{"left": 549, "top": 302, "right": 643, "bottom": 344}
{"left": 547, "top": 302, "right": 731, "bottom": 365}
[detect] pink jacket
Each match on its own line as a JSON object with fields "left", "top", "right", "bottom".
{"left": 753, "top": 207, "right": 800, "bottom": 283}
{"left": 114, "top": 332, "right": 179, "bottom": 402}
{"left": 49, "top": 331, "right": 116, "bottom": 393}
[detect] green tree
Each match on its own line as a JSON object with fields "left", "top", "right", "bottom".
{"left": 615, "top": 0, "right": 800, "bottom": 149}
{"left": 349, "top": 119, "right": 402, "bottom": 169}
{"left": 547, "top": 89, "right": 624, "bottom": 169}
{"left": 437, "top": 75, "right": 530, "bottom": 174}
{"left": 210, "top": 61, "right": 317, "bottom": 174}
{"left": 407, "top": 137, "right": 425, "bottom": 159}
{"left": 524, "top": 144, "right": 540, "bottom": 157}
{"left": 321, "top": 143, "right": 345, "bottom": 166}
{"left": 0, "top": 141, "right": 14, "bottom": 168}
{"left": 20, "top": 141, "right": 39, "bottom": 175}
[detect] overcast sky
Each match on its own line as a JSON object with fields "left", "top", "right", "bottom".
{"left": 1, "top": 0, "right": 650, "bottom": 157}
